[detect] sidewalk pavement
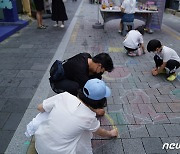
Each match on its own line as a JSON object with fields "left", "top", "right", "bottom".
{"left": 0, "top": 0, "right": 82, "bottom": 153}
{"left": 2, "top": 0, "right": 180, "bottom": 153}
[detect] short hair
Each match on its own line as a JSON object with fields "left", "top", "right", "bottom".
{"left": 147, "top": 39, "right": 162, "bottom": 52}
{"left": 136, "top": 26, "right": 144, "bottom": 35}
{"left": 78, "top": 90, "right": 107, "bottom": 109}
{"left": 92, "top": 53, "right": 114, "bottom": 72}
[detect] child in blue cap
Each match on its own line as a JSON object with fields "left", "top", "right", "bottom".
{"left": 25, "top": 79, "right": 118, "bottom": 154}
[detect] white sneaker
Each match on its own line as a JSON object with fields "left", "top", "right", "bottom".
{"left": 53, "top": 24, "right": 59, "bottom": 27}
{"left": 60, "top": 24, "right": 64, "bottom": 28}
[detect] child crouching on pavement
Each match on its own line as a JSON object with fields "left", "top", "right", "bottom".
{"left": 123, "top": 26, "right": 146, "bottom": 57}
{"left": 25, "top": 78, "right": 118, "bottom": 154}
{"left": 147, "top": 39, "right": 180, "bottom": 81}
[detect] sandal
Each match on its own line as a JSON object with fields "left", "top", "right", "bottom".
{"left": 42, "top": 25, "right": 48, "bottom": 27}
{"left": 37, "top": 25, "right": 46, "bottom": 29}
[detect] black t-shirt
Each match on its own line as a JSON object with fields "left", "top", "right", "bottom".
{"left": 63, "top": 53, "right": 102, "bottom": 88}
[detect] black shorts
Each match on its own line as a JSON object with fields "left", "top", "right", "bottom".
{"left": 33, "top": 0, "right": 44, "bottom": 11}
{"left": 124, "top": 46, "right": 137, "bottom": 52}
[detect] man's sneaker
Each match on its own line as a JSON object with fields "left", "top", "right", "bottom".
{"left": 167, "top": 73, "right": 176, "bottom": 81}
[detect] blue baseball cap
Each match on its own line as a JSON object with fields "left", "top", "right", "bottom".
{"left": 83, "top": 79, "right": 111, "bottom": 100}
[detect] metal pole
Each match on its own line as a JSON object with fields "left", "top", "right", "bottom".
{"left": 92, "top": 0, "right": 104, "bottom": 29}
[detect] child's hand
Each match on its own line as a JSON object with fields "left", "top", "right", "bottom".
{"left": 152, "top": 69, "right": 158, "bottom": 76}
{"left": 109, "top": 128, "right": 118, "bottom": 137}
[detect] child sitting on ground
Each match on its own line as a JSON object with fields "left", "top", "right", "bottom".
{"left": 147, "top": 39, "right": 180, "bottom": 81}
{"left": 123, "top": 26, "right": 146, "bottom": 57}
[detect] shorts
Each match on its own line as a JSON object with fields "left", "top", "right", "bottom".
{"left": 122, "top": 14, "right": 134, "bottom": 22}
{"left": 33, "top": 0, "right": 44, "bottom": 11}
{"left": 124, "top": 46, "right": 137, "bottom": 52}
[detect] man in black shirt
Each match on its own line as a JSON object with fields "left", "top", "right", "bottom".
{"left": 49, "top": 52, "right": 114, "bottom": 115}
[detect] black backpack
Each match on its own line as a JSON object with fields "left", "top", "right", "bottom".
{"left": 49, "top": 60, "right": 64, "bottom": 81}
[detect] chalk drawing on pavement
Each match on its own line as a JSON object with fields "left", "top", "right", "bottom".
{"left": 171, "top": 89, "right": 180, "bottom": 99}
{"left": 125, "top": 58, "right": 139, "bottom": 66}
{"left": 70, "top": 22, "right": 80, "bottom": 43}
{"left": 103, "top": 66, "right": 131, "bottom": 80}
{"left": 177, "top": 72, "right": 180, "bottom": 81}
{"left": 108, "top": 47, "right": 124, "bottom": 52}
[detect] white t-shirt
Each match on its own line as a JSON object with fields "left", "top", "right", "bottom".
{"left": 121, "top": 0, "right": 136, "bottom": 14}
{"left": 35, "top": 92, "right": 100, "bottom": 154}
{"left": 159, "top": 46, "right": 180, "bottom": 62}
{"left": 123, "top": 30, "right": 143, "bottom": 49}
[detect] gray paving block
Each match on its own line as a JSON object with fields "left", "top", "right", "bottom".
{"left": 19, "top": 78, "right": 41, "bottom": 88}
{"left": 25, "top": 53, "right": 53, "bottom": 59}
{"left": 3, "top": 113, "right": 24, "bottom": 130}
{"left": 0, "top": 63, "right": 16, "bottom": 69}
{"left": 153, "top": 103, "right": 172, "bottom": 113}
{"left": 31, "top": 63, "right": 49, "bottom": 71}
{"left": 0, "top": 70, "right": 20, "bottom": 78}
{"left": 166, "top": 113, "right": 180, "bottom": 123}
{"left": 163, "top": 124, "right": 180, "bottom": 137}
{"left": 2, "top": 87, "right": 36, "bottom": 99}
{"left": 157, "top": 85, "right": 175, "bottom": 95}
{"left": 134, "top": 112, "right": 153, "bottom": 124}
{"left": 1, "top": 98, "right": 30, "bottom": 113}
{"left": 27, "top": 57, "right": 52, "bottom": 64}
{"left": 120, "top": 112, "right": 136, "bottom": 124}
{"left": 113, "top": 95, "right": 124, "bottom": 104}
{"left": 144, "top": 88, "right": 160, "bottom": 96}
{"left": 102, "top": 139, "right": 124, "bottom": 154}
{"left": 155, "top": 94, "right": 173, "bottom": 103}
{"left": 14, "top": 61, "right": 35, "bottom": 70}
{"left": 0, "top": 77, "right": 22, "bottom": 87}
{"left": 168, "top": 103, "right": 180, "bottom": 112}
{"left": 146, "top": 124, "right": 168, "bottom": 137}
{"left": 117, "top": 125, "right": 130, "bottom": 139}
{"left": 150, "top": 113, "right": 170, "bottom": 124}
{"left": 135, "top": 82, "right": 150, "bottom": 89}
{"left": 107, "top": 104, "right": 123, "bottom": 112}
{"left": 122, "top": 83, "right": 137, "bottom": 90}
{"left": 0, "top": 98, "right": 8, "bottom": 110}
{"left": 92, "top": 140, "right": 108, "bottom": 154}
{"left": 169, "top": 94, "right": 180, "bottom": 103}
{"left": 107, "top": 97, "right": 114, "bottom": 104}
{"left": 0, "top": 112, "right": 10, "bottom": 129}
{"left": 16, "top": 70, "right": 44, "bottom": 78}
{"left": 128, "top": 125, "right": 149, "bottom": 138}
{"left": 142, "top": 137, "right": 166, "bottom": 154}
{"left": 0, "top": 131, "right": 14, "bottom": 153}
{"left": 138, "top": 104, "right": 156, "bottom": 114}
{"left": 122, "top": 138, "right": 145, "bottom": 154}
